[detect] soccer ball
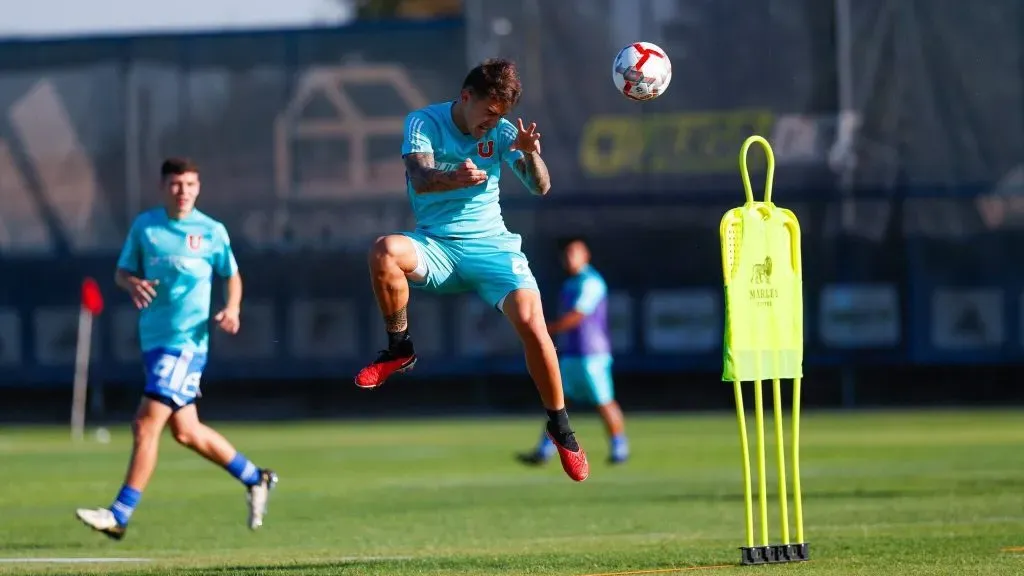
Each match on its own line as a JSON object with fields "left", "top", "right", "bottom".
{"left": 612, "top": 42, "right": 672, "bottom": 101}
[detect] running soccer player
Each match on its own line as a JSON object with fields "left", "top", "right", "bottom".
{"left": 354, "top": 58, "right": 590, "bottom": 482}
{"left": 75, "top": 158, "right": 277, "bottom": 540}
{"left": 517, "top": 237, "right": 629, "bottom": 466}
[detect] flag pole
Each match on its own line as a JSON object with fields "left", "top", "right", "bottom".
{"left": 71, "top": 277, "right": 104, "bottom": 442}
{"left": 70, "top": 306, "right": 93, "bottom": 442}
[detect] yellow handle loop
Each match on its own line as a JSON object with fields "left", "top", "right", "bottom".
{"left": 739, "top": 135, "right": 776, "bottom": 204}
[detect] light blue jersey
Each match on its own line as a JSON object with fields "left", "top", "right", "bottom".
{"left": 397, "top": 101, "right": 539, "bottom": 309}
{"left": 117, "top": 208, "right": 238, "bottom": 353}
{"left": 402, "top": 101, "right": 524, "bottom": 239}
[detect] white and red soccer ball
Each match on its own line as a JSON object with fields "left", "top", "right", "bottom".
{"left": 612, "top": 42, "right": 672, "bottom": 101}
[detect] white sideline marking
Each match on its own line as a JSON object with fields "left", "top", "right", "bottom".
{"left": 0, "top": 558, "right": 151, "bottom": 563}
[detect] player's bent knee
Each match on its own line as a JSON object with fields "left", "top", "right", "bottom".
{"left": 368, "top": 236, "right": 396, "bottom": 266}
{"left": 369, "top": 235, "right": 416, "bottom": 275}
{"left": 169, "top": 410, "right": 205, "bottom": 448}
{"left": 503, "top": 289, "right": 546, "bottom": 334}
{"left": 172, "top": 430, "right": 195, "bottom": 447}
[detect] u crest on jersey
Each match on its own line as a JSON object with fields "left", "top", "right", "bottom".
{"left": 477, "top": 140, "right": 494, "bottom": 159}
{"left": 186, "top": 234, "right": 202, "bottom": 252}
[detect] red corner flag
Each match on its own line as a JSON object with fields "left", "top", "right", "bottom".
{"left": 72, "top": 277, "right": 103, "bottom": 441}
{"left": 81, "top": 277, "right": 104, "bottom": 316}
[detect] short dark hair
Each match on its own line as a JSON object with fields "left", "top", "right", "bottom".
{"left": 160, "top": 157, "right": 199, "bottom": 179}
{"left": 462, "top": 59, "right": 522, "bottom": 108}
{"left": 557, "top": 236, "right": 588, "bottom": 252}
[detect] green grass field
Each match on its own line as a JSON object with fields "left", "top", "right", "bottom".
{"left": 1, "top": 410, "right": 1023, "bottom": 575}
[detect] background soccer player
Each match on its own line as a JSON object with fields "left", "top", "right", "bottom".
{"left": 75, "top": 158, "right": 277, "bottom": 540}
{"left": 518, "top": 237, "right": 629, "bottom": 465}
{"left": 354, "top": 59, "right": 590, "bottom": 482}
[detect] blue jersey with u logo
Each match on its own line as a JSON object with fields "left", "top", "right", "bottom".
{"left": 401, "top": 101, "right": 524, "bottom": 239}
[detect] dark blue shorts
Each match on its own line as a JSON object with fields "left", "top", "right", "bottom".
{"left": 141, "top": 347, "right": 208, "bottom": 411}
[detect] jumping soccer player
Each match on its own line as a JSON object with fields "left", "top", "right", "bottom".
{"left": 517, "top": 237, "right": 629, "bottom": 466}
{"left": 354, "top": 58, "right": 589, "bottom": 482}
{"left": 75, "top": 158, "right": 277, "bottom": 540}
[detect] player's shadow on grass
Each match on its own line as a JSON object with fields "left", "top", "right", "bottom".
{"left": 953, "top": 477, "right": 1024, "bottom": 491}
{"left": 0, "top": 541, "right": 87, "bottom": 551}
{"left": 649, "top": 486, "right": 980, "bottom": 503}
{"left": 651, "top": 477, "right": 1024, "bottom": 504}
{"left": 649, "top": 489, "right": 905, "bottom": 503}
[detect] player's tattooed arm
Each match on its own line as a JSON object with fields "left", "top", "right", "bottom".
{"left": 404, "top": 153, "right": 486, "bottom": 193}
{"left": 513, "top": 152, "right": 552, "bottom": 195}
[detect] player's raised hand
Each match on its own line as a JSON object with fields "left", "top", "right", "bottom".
{"left": 127, "top": 278, "right": 159, "bottom": 309}
{"left": 214, "top": 307, "right": 240, "bottom": 335}
{"left": 455, "top": 159, "right": 488, "bottom": 186}
{"left": 510, "top": 118, "right": 542, "bottom": 154}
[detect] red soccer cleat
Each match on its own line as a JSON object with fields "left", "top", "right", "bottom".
{"left": 547, "top": 431, "right": 590, "bottom": 482}
{"left": 354, "top": 349, "right": 417, "bottom": 389}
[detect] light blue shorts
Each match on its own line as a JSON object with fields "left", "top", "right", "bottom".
{"left": 561, "top": 354, "right": 615, "bottom": 406}
{"left": 402, "top": 231, "right": 539, "bottom": 310}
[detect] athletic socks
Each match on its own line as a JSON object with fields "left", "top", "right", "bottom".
{"left": 108, "top": 454, "right": 260, "bottom": 528}
{"left": 386, "top": 331, "right": 415, "bottom": 359}
{"left": 546, "top": 408, "right": 580, "bottom": 451}
{"left": 610, "top": 433, "right": 630, "bottom": 460}
{"left": 109, "top": 454, "right": 260, "bottom": 528}
{"left": 110, "top": 485, "right": 141, "bottom": 527}
{"left": 387, "top": 329, "right": 410, "bottom": 351}
{"left": 225, "top": 452, "right": 262, "bottom": 487}
{"left": 547, "top": 408, "right": 571, "bottom": 433}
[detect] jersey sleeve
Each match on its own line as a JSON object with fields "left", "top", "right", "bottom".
{"left": 116, "top": 218, "right": 143, "bottom": 274}
{"left": 401, "top": 110, "right": 438, "bottom": 156}
{"left": 572, "top": 276, "right": 607, "bottom": 315}
{"left": 213, "top": 224, "right": 239, "bottom": 278}
{"left": 498, "top": 119, "right": 524, "bottom": 167}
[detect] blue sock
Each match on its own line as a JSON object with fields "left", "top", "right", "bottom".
{"left": 611, "top": 434, "right": 629, "bottom": 459}
{"left": 225, "top": 452, "right": 262, "bottom": 487}
{"left": 536, "top": 428, "right": 556, "bottom": 458}
{"left": 110, "top": 485, "right": 141, "bottom": 527}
